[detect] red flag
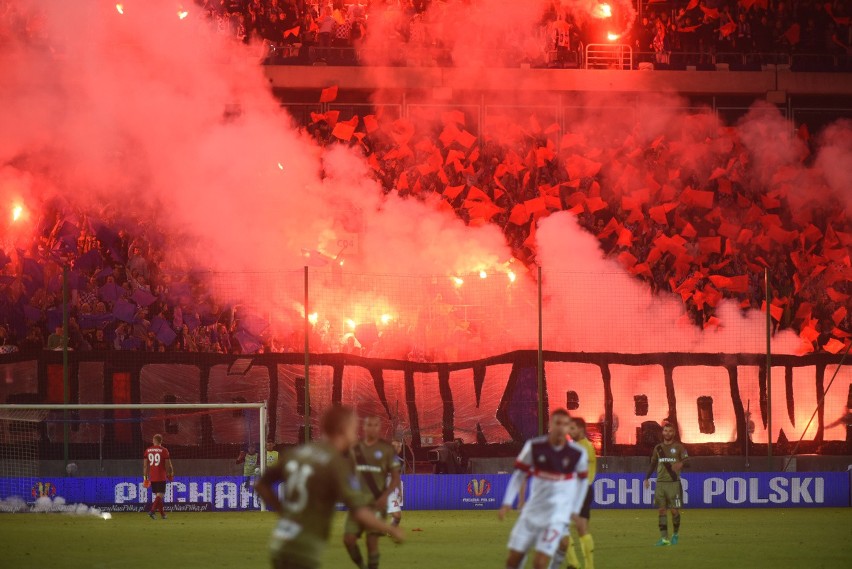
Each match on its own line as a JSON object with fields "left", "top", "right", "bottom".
{"left": 363, "top": 115, "right": 379, "bottom": 134}
{"left": 585, "top": 196, "right": 608, "bottom": 213}
{"left": 509, "top": 204, "right": 529, "bottom": 225}
{"left": 444, "top": 185, "right": 465, "bottom": 200}
{"left": 319, "top": 85, "right": 338, "bottom": 103}
{"left": 686, "top": 0, "right": 699, "bottom": 9}
{"left": 783, "top": 23, "right": 801, "bottom": 46}
{"left": 698, "top": 236, "right": 722, "bottom": 255}
{"left": 824, "top": 338, "right": 848, "bottom": 354}
{"left": 649, "top": 205, "right": 669, "bottom": 225}
{"left": 720, "top": 22, "right": 737, "bottom": 37}
{"left": 284, "top": 26, "right": 300, "bottom": 38}
{"left": 456, "top": 130, "right": 477, "bottom": 149}
{"left": 700, "top": 6, "right": 720, "bottom": 18}
{"left": 833, "top": 307, "right": 848, "bottom": 326}
{"left": 331, "top": 121, "right": 355, "bottom": 141}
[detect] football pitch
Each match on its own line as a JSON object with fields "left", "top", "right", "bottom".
{"left": 2, "top": 509, "right": 850, "bottom": 569}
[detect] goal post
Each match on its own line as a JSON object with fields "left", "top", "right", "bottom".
{"left": 0, "top": 403, "right": 268, "bottom": 512}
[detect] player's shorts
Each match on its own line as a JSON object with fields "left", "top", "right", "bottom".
{"left": 654, "top": 481, "right": 683, "bottom": 509}
{"left": 507, "top": 515, "right": 564, "bottom": 557}
{"left": 579, "top": 483, "right": 593, "bottom": 520}
{"left": 270, "top": 520, "right": 321, "bottom": 569}
{"left": 387, "top": 487, "right": 403, "bottom": 514}
{"left": 150, "top": 481, "right": 167, "bottom": 494}
{"left": 344, "top": 508, "right": 387, "bottom": 537}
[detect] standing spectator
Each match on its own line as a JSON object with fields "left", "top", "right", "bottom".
{"left": 47, "top": 325, "right": 64, "bottom": 350}
{"left": 0, "top": 325, "right": 18, "bottom": 354}
{"left": 317, "top": 6, "right": 335, "bottom": 47}
{"left": 265, "top": 441, "right": 279, "bottom": 468}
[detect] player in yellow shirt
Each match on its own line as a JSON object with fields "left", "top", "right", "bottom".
{"left": 549, "top": 417, "right": 596, "bottom": 569}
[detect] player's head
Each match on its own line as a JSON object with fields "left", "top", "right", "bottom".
{"left": 321, "top": 405, "right": 358, "bottom": 448}
{"left": 568, "top": 417, "right": 587, "bottom": 440}
{"left": 152, "top": 434, "right": 163, "bottom": 445}
{"left": 662, "top": 421, "right": 677, "bottom": 442}
{"left": 247, "top": 443, "right": 257, "bottom": 454}
{"left": 266, "top": 441, "right": 275, "bottom": 451}
{"left": 549, "top": 409, "right": 572, "bottom": 440}
{"left": 391, "top": 439, "right": 402, "bottom": 454}
{"left": 362, "top": 415, "right": 382, "bottom": 441}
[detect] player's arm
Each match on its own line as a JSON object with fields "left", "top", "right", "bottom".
{"left": 673, "top": 445, "right": 690, "bottom": 473}
{"left": 644, "top": 446, "right": 659, "bottom": 488}
{"left": 571, "top": 447, "right": 590, "bottom": 517}
{"left": 255, "top": 464, "right": 284, "bottom": 514}
{"left": 142, "top": 457, "right": 149, "bottom": 481}
{"left": 499, "top": 440, "right": 532, "bottom": 520}
{"left": 166, "top": 458, "right": 175, "bottom": 480}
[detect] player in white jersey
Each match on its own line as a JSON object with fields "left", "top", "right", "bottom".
{"left": 387, "top": 440, "right": 404, "bottom": 527}
{"left": 499, "top": 409, "right": 589, "bottom": 569}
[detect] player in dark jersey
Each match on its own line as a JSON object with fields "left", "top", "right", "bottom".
{"left": 143, "top": 434, "right": 174, "bottom": 520}
{"left": 255, "top": 407, "right": 404, "bottom": 569}
{"left": 644, "top": 422, "right": 689, "bottom": 546}
{"left": 343, "top": 415, "right": 401, "bottom": 569}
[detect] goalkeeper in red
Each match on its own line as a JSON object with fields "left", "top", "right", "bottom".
{"left": 498, "top": 409, "right": 589, "bottom": 569}
{"left": 255, "top": 407, "right": 404, "bottom": 569}
{"left": 143, "top": 434, "right": 174, "bottom": 520}
{"left": 644, "top": 421, "right": 689, "bottom": 546}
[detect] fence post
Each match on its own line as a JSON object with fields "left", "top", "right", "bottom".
{"left": 766, "top": 268, "right": 772, "bottom": 467}
{"left": 304, "top": 266, "right": 311, "bottom": 442}
{"left": 62, "top": 264, "right": 70, "bottom": 472}
{"left": 538, "top": 265, "right": 544, "bottom": 436}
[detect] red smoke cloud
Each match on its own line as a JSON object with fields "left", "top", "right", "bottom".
{"left": 1, "top": 0, "right": 849, "bottom": 361}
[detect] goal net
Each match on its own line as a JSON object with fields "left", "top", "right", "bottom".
{"left": 0, "top": 403, "right": 267, "bottom": 513}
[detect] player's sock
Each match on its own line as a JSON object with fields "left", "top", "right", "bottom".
{"left": 579, "top": 534, "right": 595, "bottom": 569}
{"left": 390, "top": 517, "right": 400, "bottom": 527}
{"left": 548, "top": 546, "right": 566, "bottom": 569}
{"left": 566, "top": 536, "right": 581, "bottom": 568}
{"left": 658, "top": 514, "right": 668, "bottom": 538}
{"left": 345, "top": 543, "right": 365, "bottom": 568}
{"left": 151, "top": 495, "right": 161, "bottom": 513}
{"left": 367, "top": 552, "right": 379, "bottom": 569}
{"left": 672, "top": 513, "right": 681, "bottom": 534}
{"left": 158, "top": 497, "right": 166, "bottom": 517}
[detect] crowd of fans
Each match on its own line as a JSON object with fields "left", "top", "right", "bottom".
{"left": 193, "top": 0, "right": 852, "bottom": 68}
{"left": 1, "top": 98, "right": 849, "bottom": 357}
{"left": 0, "top": 1, "right": 850, "bottom": 358}
{"left": 303, "top": 99, "right": 851, "bottom": 355}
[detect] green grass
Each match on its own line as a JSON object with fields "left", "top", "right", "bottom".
{"left": 1, "top": 509, "right": 851, "bottom": 568}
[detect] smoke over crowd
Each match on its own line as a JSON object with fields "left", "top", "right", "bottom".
{"left": 0, "top": 0, "right": 849, "bottom": 361}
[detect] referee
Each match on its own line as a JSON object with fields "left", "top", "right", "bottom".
{"left": 549, "top": 417, "right": 596, "bottom": 569}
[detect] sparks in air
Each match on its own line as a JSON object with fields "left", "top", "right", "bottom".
{"left": 178, "top": 10, "right": 189, "bottom": 20}
{"left": 607, "top": 32, "right": 620, "bottom": 41}
{"left": 452, "top": 276, "right": 464, "bottom": 287}
{"left": 12, "top": 205, "right": 23, "bottom": 222}
{"left": 308, "top": 312, "right": 318, "bottom": 325}
{"left": 277, "top": 162, "right": 284, "bottom": 170}
{"left": 380, "top": 314, "right": 392, "bottom": 325}
{"left": 115, "top": 4, "right": 124, "bottom": 15}
{"left": 507, "top": 271, "right": 517, "bottom": 283}
{"left": 346, "top": 319, "right": 357, "bottom": 330}
{"left": 598, "top": 3, "right": 613, "bottom": 18}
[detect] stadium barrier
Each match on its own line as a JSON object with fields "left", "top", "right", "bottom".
{"left": 1, "top": 350, "right": 850, "bottom": 455}
{"left": 5, "top": 472, "right": 848, "bottom": 512}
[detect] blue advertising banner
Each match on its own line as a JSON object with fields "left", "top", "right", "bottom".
{"left": 3, "top": 472, "right": 849, "bottom": 511}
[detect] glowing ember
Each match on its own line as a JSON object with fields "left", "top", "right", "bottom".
{"left": 115, "top": 4, "right": 124, "bottom": 15}
{"left": 451, "top": 276, "right": 464, "bottom": 287}
{"left": 607, "top": 32, "right": 619, "bottom": 41}
{"left": 11, "top": 205, "right": 23, "bottom": 222}
{"left": 507, "top": 271, "right": 517, "bottom": 283}
{"left": 380, "top": 314, "right": 392, "bottom": 325}
{"left": 308, "top": 312, "right": 318, "bottom": 325}
{"left": 479, "top": 270, "right": 487, "bottom": 279}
